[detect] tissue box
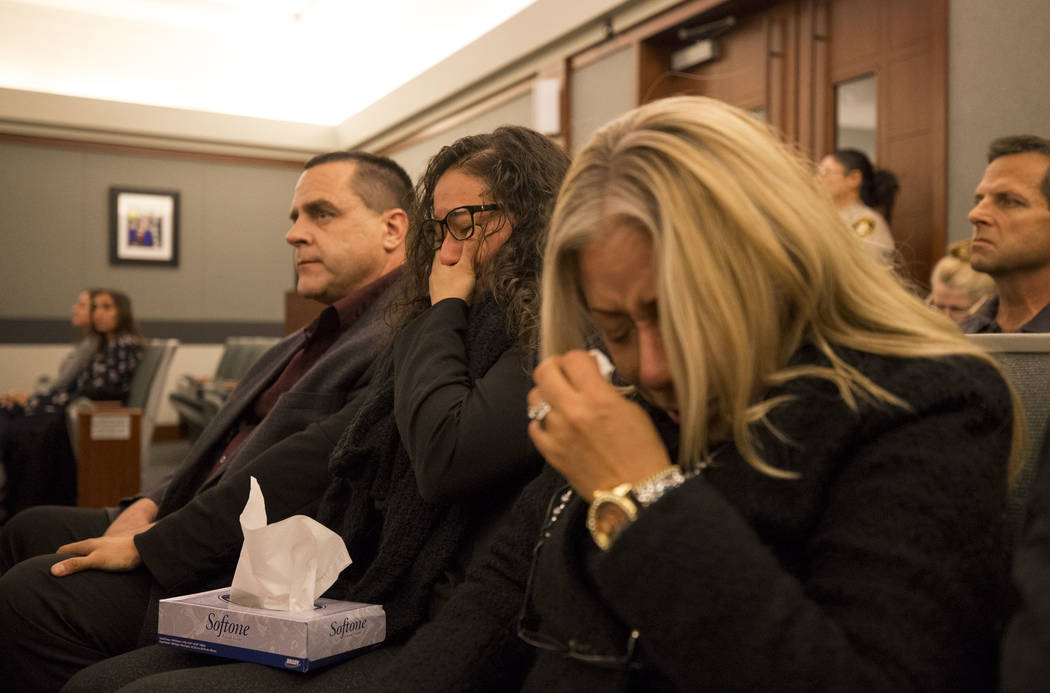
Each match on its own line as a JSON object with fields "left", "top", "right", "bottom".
{"left": 158, "top": 588, "right": 386, "bottom": 672}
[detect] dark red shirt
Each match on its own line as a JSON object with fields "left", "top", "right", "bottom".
{"left": 213, "top": 267, "right": 403, "bottom": 473}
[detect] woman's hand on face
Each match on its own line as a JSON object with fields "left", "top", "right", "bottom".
{"left": 528, "top": 350, "right": 673, "bottom": 500}
{"left": 429, "top": 237, "right": 478, "bottom": 305}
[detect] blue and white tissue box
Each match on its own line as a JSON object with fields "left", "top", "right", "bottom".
{"left": 158, "top": 587, "right": 385, "bottom": 672}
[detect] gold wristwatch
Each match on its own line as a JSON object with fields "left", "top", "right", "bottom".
{"left": 587, "top": 466, "right": 686, "bottom": 551}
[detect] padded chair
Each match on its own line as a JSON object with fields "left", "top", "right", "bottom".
{"left": 169, "top": 336, "right": 278, "bottom": 439}
{"left": 127, "top": 338, "right": 180, "bottom": 461}
{"left": 968, "top": 333, "right": 1050, "bottom": 542}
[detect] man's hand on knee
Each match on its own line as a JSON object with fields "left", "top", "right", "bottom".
{"left": 51, "top": 536, "right": 142, "bottom": 577}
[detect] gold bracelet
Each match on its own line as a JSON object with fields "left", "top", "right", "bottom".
{"left": 631, "top": 465, "right": 686, "bottom": 507}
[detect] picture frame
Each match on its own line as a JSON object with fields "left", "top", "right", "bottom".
{"left": 109, "top": 187, "right": 180, "bottom": 266}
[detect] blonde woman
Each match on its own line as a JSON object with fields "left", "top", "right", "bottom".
{"left": 928, "top": 239, "right": 996, "bottom": 323}
{"left": 362, "top": 97, "right": 1018, "bottom": 693}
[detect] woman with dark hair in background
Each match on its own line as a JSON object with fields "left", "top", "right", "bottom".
{"left": 0, "top": 289, "right": 101, "bottom": 496}
{"left": 817, "top": 147, "right": 900, "bottom": 266}
{"left": 51, "top": 289, "right": 105, "bottom": 393}
{"left": 1, "top": 289, "right": 143, "bottom": 518}
{"left": 0, "top": 288, "right": 102, "bottom": 411}
{"left": 19, "top": 289, "right": 143, "bottom": 415}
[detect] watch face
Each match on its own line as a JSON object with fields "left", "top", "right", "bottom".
{"left": 587, "top": 493, "right": 637, "bottom": 551}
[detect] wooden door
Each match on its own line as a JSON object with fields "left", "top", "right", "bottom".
{"left": 825, "top": 0, "right": 947, "bottom": 284}
{"left": 631, "top": 0, "right": 946, "bottom": 284}
{"left": 637, "top": 1, "right": 802, "bottom": 140}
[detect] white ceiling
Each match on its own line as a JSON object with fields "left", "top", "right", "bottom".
{"left": 0, "top": 0, "right": 538, "bottom": 126}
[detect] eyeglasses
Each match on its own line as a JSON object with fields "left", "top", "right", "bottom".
{"left": 929, "top": 302, "right": 973, "bottom": 319}
{"left": 422, "top": 204, "right": 501, "bottom": 250}
{"left": 924, "top": 294, "right": 978, "bottom": 320}
{"left": 516, "top": 485, "right": 642, "bottom": 670}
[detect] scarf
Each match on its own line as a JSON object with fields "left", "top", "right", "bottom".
{"left": 315, "top": 293, "right": 515, "bottom": 641}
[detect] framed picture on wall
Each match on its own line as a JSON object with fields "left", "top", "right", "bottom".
{"left": 109, "top": 187, "right": 180, "bottom": 266}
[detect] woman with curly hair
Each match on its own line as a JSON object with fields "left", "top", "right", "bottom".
{"left": 310, "top": 125, "right": 573, "bottom": 636}
{"left": 392, "top": 125, "right": 569, "bottom": 505}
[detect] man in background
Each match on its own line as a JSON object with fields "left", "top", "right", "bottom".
{"left": 961, "top": 135, "right": 1050, "bottom": 333}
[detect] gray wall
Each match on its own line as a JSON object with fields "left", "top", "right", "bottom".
{"left": 570, "top": 46, "right": 636, "bottom": 153}
{"left": 947, "top": 0, "right": 1050, "bottom": 245}
{"left": 389, "top": 92, "right": 534, "bottom": 184}
{"left": 4, "top": 0, "right": 1046, "bottom": 335}
{"left": 387, "top": 45, "right": 635, "bottom": 202}
{"left": 0, "top": 142, "right": 301, "bottom": 332}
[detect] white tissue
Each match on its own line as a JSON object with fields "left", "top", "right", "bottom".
{"left": 229, "top": 477, "right": 352, "bottom": 613}
{"left": 588, "top": 349, "right": 615, "bottom": 381}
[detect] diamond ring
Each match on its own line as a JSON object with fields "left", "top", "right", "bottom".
{"left": 527, "top": 400, "right": 552, "bottom": 424}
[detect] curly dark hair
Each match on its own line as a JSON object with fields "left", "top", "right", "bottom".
{"left": 397, "top": 126, "right": 570, "bottom": 350}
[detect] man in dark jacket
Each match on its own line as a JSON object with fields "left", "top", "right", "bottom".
{"left": 0, "top": 150, "right": 413, "bottom": 692}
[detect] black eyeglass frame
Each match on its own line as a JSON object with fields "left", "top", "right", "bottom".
{"left": 423, "top": 203, "right": 502, "bottom": 249}
{"left": 515, "top": 485, "right": 643, "bottom": 670}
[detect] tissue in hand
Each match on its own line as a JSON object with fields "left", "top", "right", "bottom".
{"left": 229, "top": 476, "right": 351, "bottom": 612}
{"left": 587, "top": 349, "right": 615, "bottom": 381}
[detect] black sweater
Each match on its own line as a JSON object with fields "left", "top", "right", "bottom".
{"left": 370, "top": 346, "right": 1013, "bottom": 692}
{"left": 316, "top": 294, "right": 541, "bottom": 643}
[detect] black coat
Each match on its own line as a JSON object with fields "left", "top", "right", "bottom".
{"left": 131, "top": 275, "right": 402, "bottom": 643}
{"left": 370, "top": 346, "right": 1013, "bottom": 692}
{"left": 1002, "top": 416, "right": 1050, "bottom": 693}
{"left": 316, "top": 294, "right": 541, "bottom": 643}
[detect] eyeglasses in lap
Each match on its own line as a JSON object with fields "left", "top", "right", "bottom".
{"left": 515, "top": 485, "right": 642, "bottom": 670}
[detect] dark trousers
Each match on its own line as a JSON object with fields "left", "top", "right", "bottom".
{"left": 0, "top": 505, "right": 110, "bottom": 572}
{"left": 64, "top": 642, "right": 403, "bottom": 693}
{"left": 0, "top": 505, "right": 151, "bottom": 693}
{"left": 1, "top": 412, "right": 77, "bottom": 519}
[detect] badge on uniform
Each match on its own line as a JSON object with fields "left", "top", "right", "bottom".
{"left": 852, "top": 218, "right": 876, "bottom": 238}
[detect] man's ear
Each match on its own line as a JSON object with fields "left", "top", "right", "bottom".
{"left": 382, "top": 208, "right": 409, "bottom": 251}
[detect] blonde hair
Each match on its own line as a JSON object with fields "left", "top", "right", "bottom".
{"left": 542, "top": 96, "right": 1020, "bottom": 478}
{"left": 930, "top": 240, "right": 996, "bottom": 303}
